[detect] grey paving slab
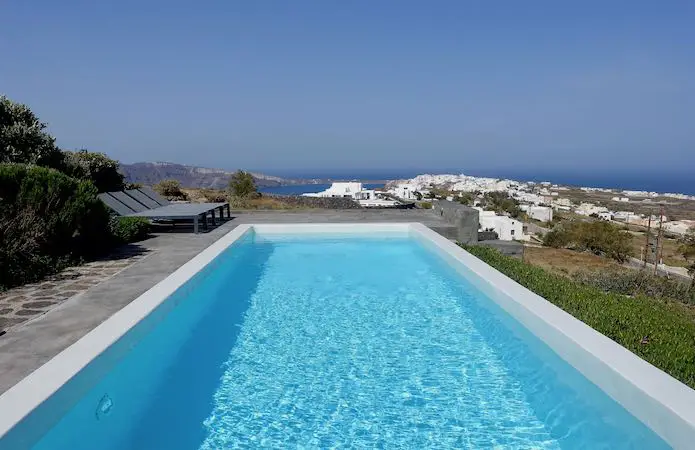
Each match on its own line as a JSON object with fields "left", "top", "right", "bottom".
{"left": 0, "top": 210, "right": 454, "bottom": 394}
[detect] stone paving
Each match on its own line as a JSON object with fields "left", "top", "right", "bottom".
{"left": 0, "top": 245, "right": 151, "bottom": 332}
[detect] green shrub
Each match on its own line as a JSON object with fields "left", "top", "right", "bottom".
{"left": 572, "top": 269, "right": 694, "bottom": 305}
{"left": 62, "top": 150, "right": 125, "bottom": 193}
{"left": 227, "top": 170, "right": 258, "bottom": 198}
{"left": 419, "top": 201, "right": 433, "bottom": 209}
{"left": 154, "top": 179, "right": 188, "bottom": 200}
{"left": 479, "top": 191, "right": 522, "bottom": 218}
{"left": 0, "top": 164, "right": 111, "bottom": 288}
{"left": 460, "top": 244, "right": 695, "bottom": 389}
{"left": 541, "top": 228, "right": 571, "bottom": 248}
{"left": 0, "top": 95, "right": 62, "bottom": 167}
{"left": 542, "top": 220, "right": 632, "bottom": 262}
{"left": 109, "top": 217, "right": 150, "bottom": 243}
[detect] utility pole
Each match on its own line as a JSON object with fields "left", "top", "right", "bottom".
{"left": 643, "top": 211, "right": 652, "bottom": 269}
{"left": 654, "top": 205, "right": 664, "bottom": 276}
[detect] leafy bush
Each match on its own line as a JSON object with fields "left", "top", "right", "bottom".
{"left": 154, "top": 179, "right": 188, "bottom": 200}
{"left": 479, "top": 191, "right": 522, "bottom": 218}
{"left": 572, "top": 269, "right": 694, "bottom": 305}
{"left": 62, "top": 150, "right": 124, "bottom": 192}
{"left": 109, "top": 217, "right": 150, "bottom": 243}
{"left": 460, "top": 244, "right": 695, "bottom": 389}
{"left": 228, "top": 170, "right": 258, "bottom": 198}
{"left": 542, "top": 228, "right": 571, "bottom": 248}
{"left": 542, "top": 220, "right": 632, "bottom": 262}
{"left": 419, "top": 201, "right": 433, "bottom": 209}
{"left": 0, "top": 95, "right": 62, "bottom": 167}
{"left": 456, "top": 192, "right": 475, "bottom": 206}
{"left": 0, "top": 164, "right": 111, "bottom": 288}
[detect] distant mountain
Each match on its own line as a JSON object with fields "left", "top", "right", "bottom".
{"left": 120, "top": 162, "right": 289, "bottom": 189}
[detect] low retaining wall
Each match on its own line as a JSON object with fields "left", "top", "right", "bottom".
{"left": 265, "top": 194, "right": 360, "bottom": 209}
{"left": 432, "top": 200, "right": 479, "bottom": 244}
{"left": 477, "top": 240, "right": 525, "bottom": 259}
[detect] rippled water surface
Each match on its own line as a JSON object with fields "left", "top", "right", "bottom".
{"left": 25, "top": 234, "right": 667, "bottom": 449}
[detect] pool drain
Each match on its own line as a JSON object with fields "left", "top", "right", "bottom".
{"left": 95, "top": 394, "right": 113, "bottom": 420}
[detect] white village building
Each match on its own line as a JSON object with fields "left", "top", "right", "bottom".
{"left": 575, "top": 202, "right": 609, "bottom": 216}
{"left": 525, "top": 205, "right": 553, "bottom": 222}
{"left": 303, "top": 182, "right": 364, "bottom": 198}
{"left": 305, "top": 182, "right": 400, "bottom": 207}
{"left": 475, "top": 208, "right": 523, "bottom": 241}
{"left": 390, "top": 184, "right": 419, "bottom": 200}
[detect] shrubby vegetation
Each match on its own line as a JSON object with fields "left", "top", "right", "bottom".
{"left": 0, "top": 164, "right": 111, "bottom": 288}
{"left": 62, "top": 150, "right": 125, "bottom": 193}
{"left": 0, "top": 95, "right": 62, "bottom": 168}
{"left": 154, "top": 179, "right": 188, "bottom": 200}
{"left": 455, "top": 192, "right": 475, "bottom": 206}
{"left": 0, "top": 96, "right": 149, "bottom": 290}
{"left": 226, "top": 170, "right": 258, "bottom": 208}
{"left": 424, "top": 186, "right": 451, "bottom": 200}
{"left": 198, "top": 188, "right": 228, "bottom": 203}
{"left": 680, "top": 227, "right": 695, "bottom": 287}
{"left": 542, "top": 220, "right": 632, "bottom": 262}
{"left": 478, "top": 191, "right": 522, "bottom": 218}
{"left": 461, "top": 244, "right": 695, "bottom": 389}
{"left": 109, "top": 217, "right": 151, "bottom": 244}
{"left": 573, "top": 269, "right": 694, "bottom": 305}
{"left": 228, "top": 170, "right": 258, "bottom": 198}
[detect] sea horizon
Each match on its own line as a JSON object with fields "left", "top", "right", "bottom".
{"left": 262, "top": 170, "right": 695, "bottom": 196}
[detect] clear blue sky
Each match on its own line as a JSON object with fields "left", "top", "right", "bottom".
{"left": 2, "top": 1, "right": 694, "bottom": 176}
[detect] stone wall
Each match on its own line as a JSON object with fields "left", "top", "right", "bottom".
{"left": 266, "top": 194, "right": 361, "bottom": 209}
{"left": 477, "top": 230, "right": 499, "bottom": 241}
{"left": 476, "top": 240, "right": 525, "bottom": 259}
{"left": 432, "top": 200, "right": 479, "bottom": 244}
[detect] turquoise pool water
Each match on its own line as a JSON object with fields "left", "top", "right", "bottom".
{"left": 4, "top": 233, "right": 668, "bottom": 449}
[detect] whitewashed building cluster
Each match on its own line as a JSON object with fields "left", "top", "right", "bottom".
{"left": 302, "top": 182, "right": 400, "bottom": 208}
{"left": 386, "top": 173, "right": 695, "bottom": 238}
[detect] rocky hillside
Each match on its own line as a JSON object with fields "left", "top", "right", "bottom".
{"left": 120, "top": 162, "right": 287, "bottom": 189}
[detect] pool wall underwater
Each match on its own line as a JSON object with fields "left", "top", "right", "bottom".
{"left": 0, "top": 223, "right": 694, "bottom": 448}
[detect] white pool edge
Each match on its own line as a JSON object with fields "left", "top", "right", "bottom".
{"left": 0, "top": 222, "right": 693, "bottom": 449}
{"left": 409, "top": 223, "right": 695, "bottom": 449}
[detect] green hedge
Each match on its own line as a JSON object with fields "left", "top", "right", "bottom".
{"left": 109, "top": 217, "right": 150, "bottom": 243}
{"left": 460, "top": 244, "right": 695, "bottom": 389}
{"left": 0, "top": 164, "right": 111, "bottom": 289}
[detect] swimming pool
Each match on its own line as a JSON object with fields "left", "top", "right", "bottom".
{"left": 0, "top": 224, "right": 693, "bottom": 448}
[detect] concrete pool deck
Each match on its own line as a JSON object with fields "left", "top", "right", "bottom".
{"left": 0, "top": 210, "right": 455, "bottom": 395}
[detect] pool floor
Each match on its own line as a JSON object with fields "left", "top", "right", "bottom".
{"left": 24, "top": 235, "right": 667, "bottom": 449}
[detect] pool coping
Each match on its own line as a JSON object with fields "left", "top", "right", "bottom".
{"left": 0, "top": 223, "right": 694, "bottom": 448}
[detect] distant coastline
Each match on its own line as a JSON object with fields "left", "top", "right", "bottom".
{"left": 273, "top": 171, "right": 695, "bottom": 196}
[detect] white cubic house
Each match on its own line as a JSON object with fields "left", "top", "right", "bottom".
{"left": 475, "top": 208, "right": 523, "bottom": 241}
{"left": 303, "top": 182, "right": 365, "bottom": 198}
{"left": 304, "top": 182, "right": 399, "bottom": 207}
{"left": 526, "top": 206, "right": 553, "bottom": 222}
